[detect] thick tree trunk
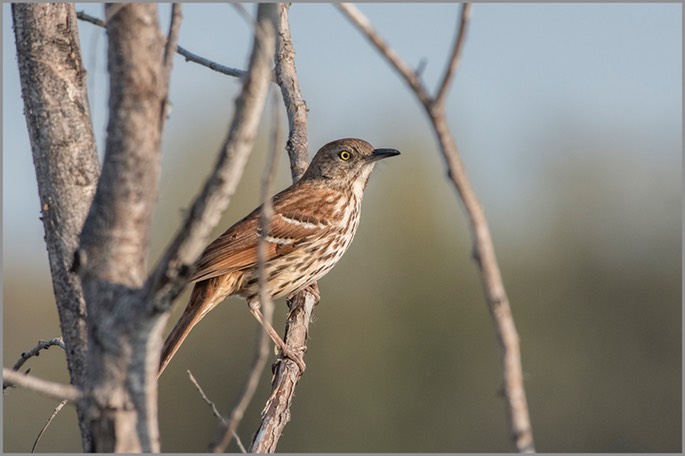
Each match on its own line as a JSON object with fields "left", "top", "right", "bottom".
{"left": 75, "top": 4, "right": 166, "bottom": 452}
{"left": 11, "top": 4, "right": 99, "bottom": 450}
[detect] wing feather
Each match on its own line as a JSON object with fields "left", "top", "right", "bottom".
{"left": 190, "top": 184, "right": 341, "bottom": 283}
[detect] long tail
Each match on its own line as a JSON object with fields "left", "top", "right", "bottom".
{"left": 158, "top": 274, "right": 239, "bottom": 378}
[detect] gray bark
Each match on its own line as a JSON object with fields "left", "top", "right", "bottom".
{"left": 11, "top": 3, "right": 99, "bottom": 449}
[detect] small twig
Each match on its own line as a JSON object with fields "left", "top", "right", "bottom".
{"left": 434, "top": 3, "right": 471, "bottom": 108}
{"left": 32, "top": 399, "right": 68, "bottom": 453}
{"left": 187, "top": 370, "right": 247, "bottom": 453}
{"left": 162, "top": 4, "right": 183, "bottom": 85}
{"left": 10, "top": 337, "right": 65, "bottom": 373}
{"left": 187, "top": 370, "right": 226, "bottom": 425}
{"left": 176, "top": 45, "right": 249, "bottom": 79}
{"left": 3, "top": 368, "right": 82, "bottom": 402}
{"left": 76, "top": 10, "right": 251, "bottom": 80}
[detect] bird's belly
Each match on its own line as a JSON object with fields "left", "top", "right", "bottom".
{"left": 239, "top": 228, "right": 355, "bottom": 302}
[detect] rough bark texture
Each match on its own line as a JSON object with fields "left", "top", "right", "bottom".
{"left": 76, "top": 4, "right": 166, "bottom": 452}
{"left": 11, "top": 4, "right": 99, "bottom": 450}
{"left": 249, "top": 6, "right": 317, "bottom": 451}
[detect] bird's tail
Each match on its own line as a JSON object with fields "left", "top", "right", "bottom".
{"left": 158, "top": 274, "right": 240, "bottom": 378}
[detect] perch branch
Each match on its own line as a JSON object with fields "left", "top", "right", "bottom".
{"left": 337, "top": 3, "right": 535, "bottom": 453}
{"left": 249, "top": 4, "right": 318, "bottom": 452}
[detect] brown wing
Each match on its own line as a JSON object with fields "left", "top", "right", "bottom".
{"left": 190, "top": 183, "right": 340, "bottom": 283}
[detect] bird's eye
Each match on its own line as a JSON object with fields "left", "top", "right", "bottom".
{"left": 338, "top": 150, "right": 351, "bottom": 161}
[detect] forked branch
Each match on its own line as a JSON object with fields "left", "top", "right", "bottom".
{"left": 337, "top": 3, "right": 535, "bottom": 452}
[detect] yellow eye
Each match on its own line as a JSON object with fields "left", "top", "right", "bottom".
{"left": 339, "top": 150, "right": 351, "bottom": 161}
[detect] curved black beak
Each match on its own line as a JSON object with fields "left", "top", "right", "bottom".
{"left": 369, "top": 148, "right": 401, "bottom": 162}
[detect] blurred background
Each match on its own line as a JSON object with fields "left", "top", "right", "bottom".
{"left": 3, "top": 3, "right": 681, "bottom": 453}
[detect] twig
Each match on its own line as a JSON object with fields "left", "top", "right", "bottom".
{"left": 187, "top": 370, "right": 247, "bottom": 453}
{"left": 434, "top": 4, "right": 471, "bottom": 108}
{"left": 337, "top": 3, "right": 535, "bottom": 453}
{"left": 3, "top": 368, "right": 83, "bottom": 402}
{"left": 10, "top": 337, "right": 65, "bottom": 373}
{"left": 76, "top": 10, "right": 250, "bottom": 80}
{"left": 32, "top": 399, "right": 68, "bottom": 453}
{"left": 162, "top": 4, "right": 183, "bottom": 87}
{"left": 274, "top": 3, "right": 309, "bottom": 182}
{"left": 249, "top": 6, "right": 317, "bottom": 452}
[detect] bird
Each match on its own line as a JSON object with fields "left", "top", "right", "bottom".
{"left": 158, "top": 138, "right": 400, "bottom": 377}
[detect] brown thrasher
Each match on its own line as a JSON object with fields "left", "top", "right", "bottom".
{"left": 158, "top": 138, "right": 400, "bottom": 376}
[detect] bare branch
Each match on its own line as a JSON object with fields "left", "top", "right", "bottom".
{"left": 275, "top": 3, "right": 309, "bottom": 182}
{"left": 147, "top": 3, "right": 278, "bottom": 309}
{"left": 32, "top": 399, "right": 69, "bottom": 453}
{"left": 3, "top": 368, "right": 83, "bottom": 403}
{"left": 187, "top": 370, "right": 226, "bottom": 426}
{"left": 337, "top": 4, "right": 535, "bottom": 453}
{"left": 248, "top": 6, "right": 319, "bottom": 451}
{"left": 11, "top": 4, "right": 98, "bottom": 448}
{"left": 76, "top": 10, "right": 252, "bottom": 80}
{"left": 9, "top": 337, "right": 65, "bottom": 374}
{"left": 162, "top": 4, "right": 183, "bottom": 91}
{"left": 249, "top": 286, "right": 318, "bottom": 453}
{"left": 434, "top": 3, "right": 471, "bottom": 108}
{"left": 336, "top": 3, "right": 432, "bottom": 107}
{"left": 177, "top": 45, "right": 250, "bottom": 79}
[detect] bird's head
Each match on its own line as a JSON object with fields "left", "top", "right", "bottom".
{"left": 302, "top": 138, "right": 400, "bottom": 191}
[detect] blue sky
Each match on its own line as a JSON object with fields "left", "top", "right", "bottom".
{"left": 3, "top": 3, "right": 681, "bottom": 266}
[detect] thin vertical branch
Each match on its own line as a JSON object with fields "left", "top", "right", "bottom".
{"left": 249, "top": 4, "right": 317, "bottom": 452}
{"left": 274, "top": 3, "right": 309, "bottom": 182}
{"left": 211, "top": 90, "right": 282, "bottom": 454}
{"left": 337, "top": 3, "right": 535, "bottom": 452}
{"left": 434, "top": 3, "right": 471, "bottom": 108}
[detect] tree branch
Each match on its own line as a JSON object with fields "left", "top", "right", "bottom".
{"left": 274, "top": 3, "right": 309, "bottom": 182}
{"left": 434, "top": 4, "right": 471, "bottom": 108}
{"left": 249, "top": 5, "right": 318, "bottom": 451}
{"left": 11, "top": 3, "right": 99, "bottom": 449}
{"left": 250, "top": 286, "right": 318, "bottom": 453}
{"left": 32, "top": 399, "right": 69, "bottom": 453}
{"left": 3, "top": 368, "right": 83, "bottom": 403}
{"left": 337, "top": 3, "right": 535, "bottom": 452}
{"left": 187, "top": 371, "right": 247, "bottom": 453}
{"left": 9, "top": 337, "right": 65, "bottom": 373}
{"left": 76, "top": 10, "right": 254, "bottom": 81}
